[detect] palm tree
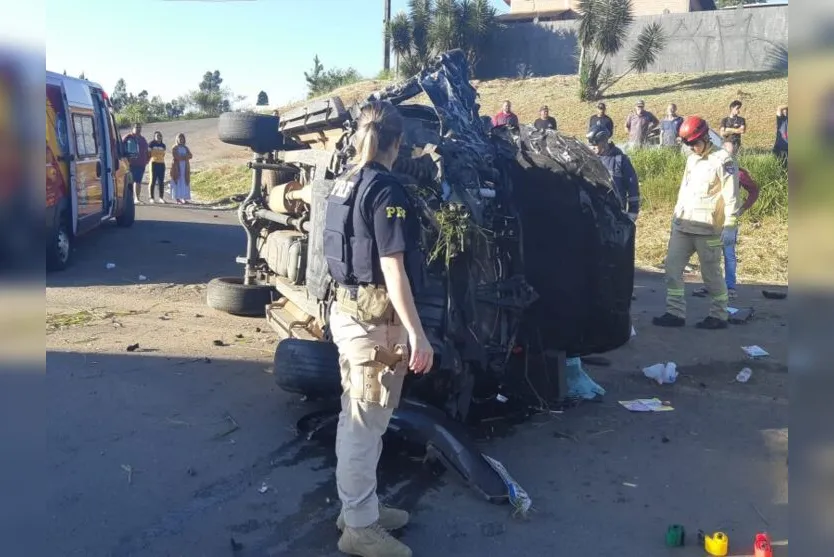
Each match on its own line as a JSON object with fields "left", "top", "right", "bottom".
{"left": 386, "top": 0, "right": 498, "bottom": 78}
{"left": 577, "top": 0, "right": 666, "bottom": 100}
{"left": 387, "top": 12, "right": 412, "bottom": 76}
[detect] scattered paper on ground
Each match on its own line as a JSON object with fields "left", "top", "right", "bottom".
{"left": 742, "top": 345, "right": 770, "bottom": 358}
{"left": 618, "top": 398, "right": 674, "bottom": 412}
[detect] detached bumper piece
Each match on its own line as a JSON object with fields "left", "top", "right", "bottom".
{"left": 298, "top": 398, "right": 531, "bottom": 510}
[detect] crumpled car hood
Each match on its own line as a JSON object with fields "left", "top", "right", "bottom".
{"left": 363, "top": 49, "right": 635, "bottom": 356}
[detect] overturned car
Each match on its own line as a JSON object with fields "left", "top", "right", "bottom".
{"left": 209, "top": 50, "right": 634, "bottom": 505}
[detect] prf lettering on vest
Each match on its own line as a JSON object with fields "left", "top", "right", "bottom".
{"left": 385, "top": 206, "right": 406, "bottom": 219}
{"left": 331, "top": 180, "right": 354, "bottom": 198}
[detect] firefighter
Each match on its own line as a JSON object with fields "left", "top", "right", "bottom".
{"left": 653, "top": 115, "right": 739, "bottom": 330}
{"left": 323, "top": 100, "right": 433, "bottom": 557}
{"left": 587, "top": 123, "right": 640, "bottom": 221}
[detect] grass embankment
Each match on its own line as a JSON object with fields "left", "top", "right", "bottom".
{"left": 195, "top": 69, "right": 788, "bottom": 284}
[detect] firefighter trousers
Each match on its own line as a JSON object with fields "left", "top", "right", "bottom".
{"left": 329, "top": 305, "right": 408, "bottom": 529}
{"left": 664, "top": 228, "right": 728, "bottom": 321}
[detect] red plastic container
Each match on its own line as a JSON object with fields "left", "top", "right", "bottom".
{"left": 754, "top": 532, "right": 772, "bottom": 557}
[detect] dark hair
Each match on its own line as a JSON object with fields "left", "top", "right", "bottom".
{"left": 345, "top": 101, "right": 403, "bottom": 178}
{"left": 730, "top": 100, "right": 742, "bottom": 109}
{"left": 597, "top": 102, "right": 606, "bottom": 109}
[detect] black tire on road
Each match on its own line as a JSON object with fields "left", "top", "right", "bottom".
{"left": 46, "top": 214, "right": 72, "bottom": 272}
{"left": 274, "top": 338, "right": 341, "bottom": 399}
{"left": 206, "top": 277, "right": 275, "bottom": 317}
{"left": 217, "top": 112, "right": 282, "bottom": 154}
{"left": 116, "top": 182, "right": 135, "bottom": 227}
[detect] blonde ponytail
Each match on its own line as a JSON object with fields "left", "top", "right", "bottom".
{"left": 344, "top": 102, "right": 403, "bottom": 178}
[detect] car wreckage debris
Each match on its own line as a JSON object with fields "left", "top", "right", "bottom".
{"left": 216, "top": 48, "right": 635, "bottom": 510}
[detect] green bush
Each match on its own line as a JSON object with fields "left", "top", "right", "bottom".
{"left": 629, "top": 148, "right": 787, "bottom": 221}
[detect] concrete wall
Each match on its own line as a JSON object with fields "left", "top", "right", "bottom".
{"left": 479, "top": 5, "right": 788, "bottom": 79}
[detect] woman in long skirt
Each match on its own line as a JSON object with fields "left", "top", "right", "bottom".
{"left": 169, "top": 133, "right": 192, "bottom": 204}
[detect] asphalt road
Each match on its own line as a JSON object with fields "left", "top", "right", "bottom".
{"left": 40, "top": 205, "right": 789, "bottom": 557}
{"left": 130, "top": 118, "right": 250, "bottom": 171}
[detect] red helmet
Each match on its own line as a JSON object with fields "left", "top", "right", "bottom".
{"left": 678, "top": 115, "right": 709, "bottom": 145}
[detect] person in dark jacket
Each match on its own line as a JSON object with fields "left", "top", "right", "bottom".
{"left": 773, "top": 104, "right": 787, "bottom": 166}
{"left": 588, "top": 102, "right": 614, "bottom": 136}
{"left": 587, "top": 123, "right": 640, "bottom": 221}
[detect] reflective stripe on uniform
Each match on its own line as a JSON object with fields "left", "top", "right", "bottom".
{"left": 667, "top": 288, "right": 685, "bottom": 297}
{"left": 706, "top": 239, "right": 723, "bottom": 248}
{"left": 725, "top": 216, "right": 738, "bottom": 227}
{"left": 712, "top": 292, "right": 728, "bottom": 302}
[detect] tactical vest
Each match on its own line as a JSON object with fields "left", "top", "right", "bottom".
{"left": 601, "top": 153, "right": 626, "bottom": 209}
{"left": 323, "top": 166, "right": 384, "bottom": 286}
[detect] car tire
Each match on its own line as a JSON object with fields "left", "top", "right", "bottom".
{"left": 273, "top": 338, "right": 341, "bottom": 399}
{"left": 46, "top": 214, "right": 72, "bottom": 272}
{"left": 217, "top": 112, "right": 282, "bottom": 154}
{"left": 206, "top": 277, "right": 275, "bottom": 317}
{"left": 116, "top": 182, "right": 135, "bottom": 227}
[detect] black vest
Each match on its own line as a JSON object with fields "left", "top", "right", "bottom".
{"left": 323, "top": 165, "right": 385, "bottom": 286}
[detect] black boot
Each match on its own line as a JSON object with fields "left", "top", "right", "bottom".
{"left": 695, "top": 316, "right": 728, "bottom": 330}
{"left": 652, "top": 313, "right": 685, "bottom": 327}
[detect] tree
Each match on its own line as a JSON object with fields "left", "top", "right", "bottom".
{"left": 303, "top": 55, "right": 362, "bottom": 98}
{"left": 304, "top": 55, "right": 325, "bottom": 94}
{"left": 386, "top": 0, "right": 498, "bottom": 78}
{"left": 576, "top": 0, "right": 667, "bottom": 101}
{"left": 256, "top": 91, "right": 269, "bottom": 106}
{"left": 187, "top": 70, "right": 236, "bottom": 116}
{"left": 199, "top": 70, "right": 223, "bottom": 93}
{"left": 79, "top": 71, "right": 86, "bottom": 80}
{"left": 111, "top": 79, "right": 129, "bottom": 112}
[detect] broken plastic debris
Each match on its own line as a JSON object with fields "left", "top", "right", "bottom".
{"left": 496, "top": 394, "right": 508, "bottom": 403}
{"left": 727, "top": 307, "right": 739, "bottom": 315}
{"left": 138, "top": 275, "right": 147, "bottom": 281}
{"left": 729, "top": 307, "right": 754, "bottom": 324}
{"left": 258, "top": 482, "right": 269, "bottom": 494}
{"left": 481, "top": 453, "right": 532, "bottom": 517}
{"left": 631, "top": 325, "right": 637, "bottom": 337}
{"left": 642, "top": 362, "right": 678, "bottom": 385}
{"left": 566, "top": 356, "right": 606, "bottom": 400}
{"left": 736, "top": 367, "right": 752, "bottom": 383}
{"left": 106, "top": 263, "right": 116, "bottom": 269}
{"left": 622, "top": 482, "right": 638, "bottom": 488}
{"left": 618, "top": 398, "right": 674, "bottom": 412}
{"left": 742, "top": 345, "right": 769, "bottom": 358}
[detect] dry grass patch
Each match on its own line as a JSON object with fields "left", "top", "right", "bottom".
{"left": 270, "top": 70, "right": 787, "bottom": 151}
{"left": 636, "top": 209, "right": 787, "bottom": 285}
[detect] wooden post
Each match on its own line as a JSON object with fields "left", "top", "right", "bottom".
{"left": 383, "top": 0, "right": 391, "bottom": 73}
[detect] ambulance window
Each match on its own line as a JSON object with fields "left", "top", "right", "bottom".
{"left": 72, "top": 114, "right": 98, "bottom": 158}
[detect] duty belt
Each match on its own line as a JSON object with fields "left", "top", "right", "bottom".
{"left": 334, "top": 283, "right": 388, "bottom": 301}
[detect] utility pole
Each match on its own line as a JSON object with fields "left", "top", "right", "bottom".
{"left": 383, "top": 0, "right": 391, "bottom": 72}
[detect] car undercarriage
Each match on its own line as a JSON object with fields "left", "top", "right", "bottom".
{"left": 209, "top": 49, "right": 635, "bottom": 508}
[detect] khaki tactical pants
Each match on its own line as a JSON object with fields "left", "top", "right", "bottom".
{"left": 329, "top": 304, "right": 408, "bottom": 529}
{"left": 665, "top": 228, "right": 728, "bottom": 320}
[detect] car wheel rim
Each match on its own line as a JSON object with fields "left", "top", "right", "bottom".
{"left": 57, "top": 228, "right": 70, "bottom": 262}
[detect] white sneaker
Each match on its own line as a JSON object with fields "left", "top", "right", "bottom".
{"left": 149, "top": 198, "right": 155, "bottom": 204}
{"left": 158, "top": 197, "right": 166, "bottom": 204}
{"left": 134, "top": 196, "right": 141, "bottom": 204}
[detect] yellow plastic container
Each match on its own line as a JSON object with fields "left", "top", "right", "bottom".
{"left": 705, "top": 531, "right": 729, "bottom": 556}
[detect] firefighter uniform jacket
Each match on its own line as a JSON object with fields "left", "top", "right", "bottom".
{"left": 672, "top": 145, "right": 739, "bottom": 236}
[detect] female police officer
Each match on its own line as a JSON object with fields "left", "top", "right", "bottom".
{"left": 323, "top": 101, "right": 433, "bottom": 557}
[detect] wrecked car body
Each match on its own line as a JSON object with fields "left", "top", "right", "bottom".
{"left": 210, "top": 49, "right": 635, "bottom": 506}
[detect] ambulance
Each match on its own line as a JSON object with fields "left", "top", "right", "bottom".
{"left": 46, "top": 71, "right": 138, "bottom": 270}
